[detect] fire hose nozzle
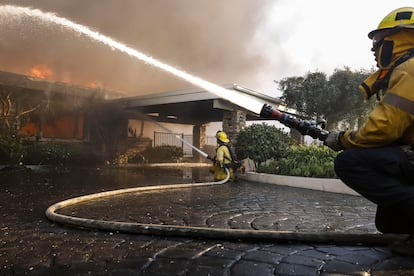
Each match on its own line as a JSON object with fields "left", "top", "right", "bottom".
{"left": 260, "top": 104, "right": 282, "bottom": 120}
{"left": 259, "top": 104, "right": 329, "bottom": 141}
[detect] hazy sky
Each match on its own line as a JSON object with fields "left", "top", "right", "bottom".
{"left": 267, "top": 1, "right": 413, "bottom": 83}
{"left": 0, "top": 1, "right": 412, "bottom": 97}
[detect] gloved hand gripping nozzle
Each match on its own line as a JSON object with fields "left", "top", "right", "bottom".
{"left": 259, "top": 104, "right": 329, "bottom": 141}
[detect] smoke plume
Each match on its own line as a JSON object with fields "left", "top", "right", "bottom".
{"left": 0, "top": 0, "right": 280, "bottom": 96}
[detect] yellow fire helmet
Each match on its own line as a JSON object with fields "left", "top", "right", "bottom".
{"left": 216, "top": 131, "right": 230, "bottom": 143}
{"left": 368, "top": 7, "right": 414, "bottom": 39}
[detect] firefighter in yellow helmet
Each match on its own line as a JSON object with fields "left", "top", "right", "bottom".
{"left": 208, "top": 130, "right": 235, "bottom": 182}
{"left": 324, "top": 7, "right": 414, "bottom": 255}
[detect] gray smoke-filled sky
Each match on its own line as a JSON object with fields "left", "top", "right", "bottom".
{"left": 0, "top": 1, "right": 407, "bottom": 97}
{"left": 0, "top": 0, "right": 288, "bottom": 96}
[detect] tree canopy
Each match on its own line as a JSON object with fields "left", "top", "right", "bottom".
{"left": 277, "top": 67, "right": 376, "bottom": 130}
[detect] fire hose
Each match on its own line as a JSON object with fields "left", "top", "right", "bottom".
{"left": 45, "top": 118, "right": 407, "bottom": 245}
{"left": 45, "top": 164, "right": 405, "bottom": 245}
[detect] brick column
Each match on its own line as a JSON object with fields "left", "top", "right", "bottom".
{"left": 222, "top": 110, "right": 246, "bottom": 145}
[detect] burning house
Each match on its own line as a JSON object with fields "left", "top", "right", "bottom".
{"left": 0, "top": 3, "right": 287, "bottom": 165}
{"left": 0, "top": 69, "right": 121, "bottom": 140}
{"left": 0, "top": 67, "right": 283, "bottom": 165}
{"left": 0, "top": 69, "right": 129, "bottom": 164}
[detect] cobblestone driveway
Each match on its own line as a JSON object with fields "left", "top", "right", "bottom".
{"left": 1, "top": 166, "right": 414, "bottom": 275}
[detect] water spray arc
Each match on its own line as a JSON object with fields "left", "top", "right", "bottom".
{"left": 134, "top": 110, "right": 212, "bottom": 160}
{"left": 175, "top": 135, "right": 210, "bottom": 159}
{"left": 0, "top": 5, "right": 263, "bottom": 115}
{"left": 1, "top": 5, "right": 329, "bottom": 143}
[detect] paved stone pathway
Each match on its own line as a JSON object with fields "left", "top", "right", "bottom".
{"left": 1, "top": 167, "right": 414, "bottom": 275}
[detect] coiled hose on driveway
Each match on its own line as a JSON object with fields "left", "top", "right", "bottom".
{"left": 45, "top": 168, "right": 406, "bottom": 246}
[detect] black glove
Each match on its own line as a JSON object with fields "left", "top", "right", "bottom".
{"left": 207, "top": 155, "right": 215, "bottom": 162}
{"left": 324, "top": 131, "right": 344, "bottom": 151}
{"left": 400, "top": 145, "right": 414, "bottom": 162}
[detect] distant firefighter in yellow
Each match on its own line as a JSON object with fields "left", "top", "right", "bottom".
{"left": 209, "top": 130, "right": 237, "bottom": 182}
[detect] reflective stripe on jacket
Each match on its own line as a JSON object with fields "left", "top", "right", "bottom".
{"left": 341, "top": 58, "right": 414, "bottom": 148}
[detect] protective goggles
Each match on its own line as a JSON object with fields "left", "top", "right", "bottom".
{"left": 371, "top": 30, "right": 393, "bottom": 52}
{"left": 371, "top": 32, "right": 386, "bottom": 51}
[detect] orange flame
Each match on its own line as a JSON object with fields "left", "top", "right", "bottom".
{"left": 26, "top": 65, "right": 126, "bottom": 95}
{"left": 28, "top": 64, "right": 54, "bottom": 79}
{"left": 85, "top": 81, "right": 101, "bottom": 89}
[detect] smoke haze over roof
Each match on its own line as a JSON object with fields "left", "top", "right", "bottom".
{"left": 0, "top": 0, "right": 284, "bottom": 96}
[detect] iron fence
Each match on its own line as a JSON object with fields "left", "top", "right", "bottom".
{"left": 153, "top": 132, "right": 192, "bottom": 157}
{"left": 153, "top": 132, "right": 216, "bottom": 157}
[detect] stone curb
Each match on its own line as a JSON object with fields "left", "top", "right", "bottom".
{"left": 240, "top": 172, "right": 360, "bottom": 196}
{"left": 116, "top": 163, "right": 360, "bottom": 197}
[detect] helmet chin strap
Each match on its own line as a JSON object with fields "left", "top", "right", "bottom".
{"left": 378, "top": 40, "right": 394, "bottom": 68}
{"left": 372, "top": 48, "right": 414, "bottom": 101}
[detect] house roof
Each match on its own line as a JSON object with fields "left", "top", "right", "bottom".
{"left": 115, "top": 84, "right": 283, "bottom": 125}
{"left": 0, "top": 70, "right": 287, "bottom": 126}
{"left": 0, "top": 70, "right": 121, "bottom": 100}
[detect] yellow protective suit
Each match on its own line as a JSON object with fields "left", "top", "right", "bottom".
{"left": 209, "top": 144, "right": 235, "bottom": 181}
{"left": 340, "top": 29, "right": 414, "bottom": 148}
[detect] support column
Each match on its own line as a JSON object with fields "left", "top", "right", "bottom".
{"left": 192, "top": 124, "right": 206, "bottom": 162}
{"left": 222, "top": 110, "right": 246, "bottom": 145}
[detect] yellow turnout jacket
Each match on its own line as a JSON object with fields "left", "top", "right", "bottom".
{"left": 211, "top": 144, "right": 234, "bottom": 181}
{"left": 340, "top": 30, "right": 414, "bottom": 148}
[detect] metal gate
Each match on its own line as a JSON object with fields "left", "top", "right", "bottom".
{"left": 153, "top": 132, "right": 217, "bottom": 157}
{"left": 153, "top": 132, "right": 193, "bottom": 157}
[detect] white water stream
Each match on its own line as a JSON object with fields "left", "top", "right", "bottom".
{"left": 0, "top": 5, "right": 265, "bottom": 115}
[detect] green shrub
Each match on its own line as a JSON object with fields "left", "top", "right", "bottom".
{"left": 22, "top": 142, "right": 74, "bottom": 166}
{"left": 258, "top": 144, "right": 339, "bottom": 178}
{"left": 23, "top": 142, "right": 102, "bottom": 166}
{"left": 0, "top": 133, "right": 26, "bottom": 164}
{"left": 235, "top": 123, "right": 294, "bottom": 168}
{"left": 139, "top": 145, "right": 183, "bottom": 163}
